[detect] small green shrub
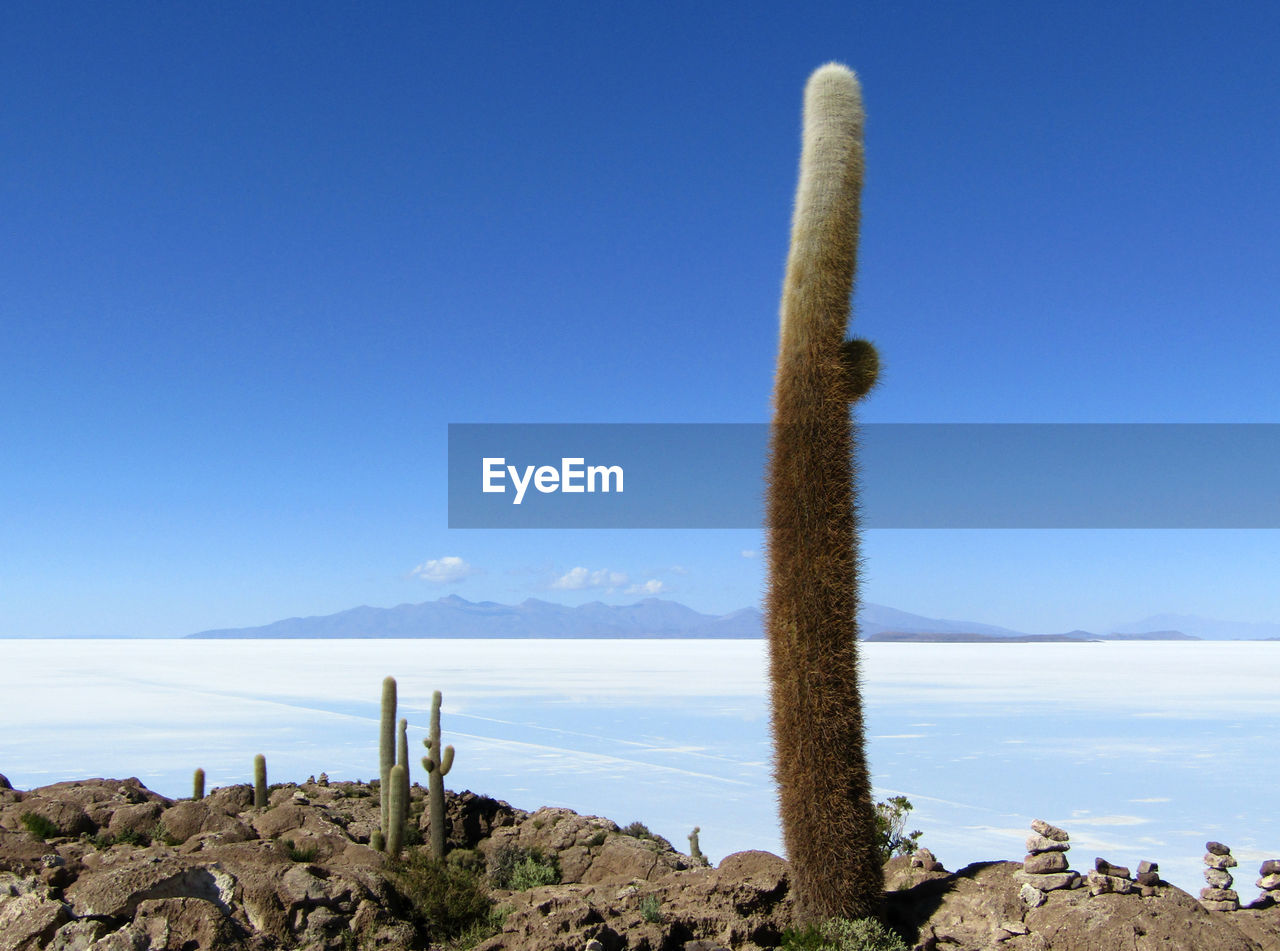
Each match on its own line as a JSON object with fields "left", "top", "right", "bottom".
{"left": 19, "top": 812, "right": 60, "bottom": 840}
{"left": 586, "top": 830, "right": 607, "bottom": 847}
{"left": 403, "top": 823, "right": 424, "bottom": 848}
{"left": 488, "top": 843, "right": 560, "bottom": 890}
{"left": 154, "top": 821, "right": 182, "bottom": 847}
{"left": 114, "top": 827, "right": 150, "bottom": 847}
{"left": 622, "top": 821, "right": 652, "bottom": 839}
{"left": 639, "top": 894, "right": 662, "bottom": 923}
{"left": 390, "top": 850, "right": 493, "bottom": 943}
{"left": 284, "top": 838, "right": 319, "bottom": 862}
{"left": 780, "top": 917, "right": 908, "bottom": 951}
{"left": 873, "top": 796, "right": 923, "bottom": 863}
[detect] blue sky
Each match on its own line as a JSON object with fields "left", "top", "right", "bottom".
{"left": 3, "top": 2, "right": 1279, "bottom": 636}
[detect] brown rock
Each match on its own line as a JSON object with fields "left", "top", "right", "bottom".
{"left": 1095, "top": 858, "right": 1131, "bottom": 879}
{"left": 909, "top": 847, "right": 943, "bottom": 871}
{"left": 1031, "top": 819, "right": 1070, "bottom": 841}
{"left": 1017, "top": 870, "right": 1078, "bottom": 891}
{"left": 1201, "top": 887, "right": 1240, "bottom": 903}
{"left": 1026, "top": 834, "right": 1071, "bottom": 853}
{"left": 1261, "top": 859, "right": 1280, "bottom": 877}
{"left": 128, "top": 897, "right": 244, "bottom": 949}
{"left": 64, "top": 855, "right": 236, "bottom": 919}
{"left": 0, "top": 894, "right": 70, "bottom": 951}
{"left": 1087, "top": 871, "right": 1134, "bottom": 896}
{"left": 1200, "top": 898, "right": 1240, "bottom": 912}
{"left": 1136, "top": 860, "right": 1160, "bottom": 886}
{"left": 1256, "top": 873, "right": 1280, "bottom": 890}
{"left": 1205, "top": 867, "right": 1235, "bottom": 888}
{"left": 106, "top": 802, "right": 163, "bottom": 839}
{"left": 1205, "top": 852, "right": 1240, "bottom": 870}
{"left": 1023, "top": 851, "right": 1068, "bottom": 874}
{"left": 1206, "top": 841, "right": 1232, "bottom": 856}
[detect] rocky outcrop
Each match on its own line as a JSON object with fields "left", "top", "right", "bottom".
{"left": 2, "top": 777, "right": 1279, "bottom": 950}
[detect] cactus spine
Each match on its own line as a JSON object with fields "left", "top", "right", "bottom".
{"left": 421, "top": 689, "right": 455, "bottom": 860}
{"left": 253, "top": 754, "right": 268, "bottom": 808}
{"left": 387, "top": 764, "right": 407, "bottom": 857}
{"left": 379, "top": 676, "right": 396, "bottom": 842}
{"left": 765, "top": 62, "right": 882, "bottom": 921}
{"left": 192, "top": 768, "right": 205, "bottom": 801}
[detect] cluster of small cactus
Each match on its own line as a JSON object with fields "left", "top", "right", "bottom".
{"left": 376, "top": 676, "right": 418, "bottom": 856}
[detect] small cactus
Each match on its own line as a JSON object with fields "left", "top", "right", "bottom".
{"left": 379, "top": 676, "right": 397, "bottom": 841}
{"left": 192, "top": 768, "right": 205, "bottom": 801}
{"left": 253, "top": 754, "right": 268, "bottom": 808}
{"left": 421, "top": 689, "right": 455, "bottom": 860}
{"left": 387, "top": 764, "right": 407, "bottom": 857}
{"left": 371, "top": 829, "right": 385, "bottom": 852}
{"left": 688, "top": 826, "right": 707, "bottom": 866}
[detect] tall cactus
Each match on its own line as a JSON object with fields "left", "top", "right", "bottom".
{"left": 765, "top": 62, "right": 882, "bottom": 921}
{"left": 379, "top": 676, "right": 397, "bottom": 841}
{"left": 192, "top": 768, "right": 205, "bottom": 801}
{"left": 421, "top": 689, "right": 455, "bottom": 860}
{"left": 253, "top": 754, "right": 268, "bottom": 808}
{"left": 387, "top": 764, "right": 407, "bottom": 857}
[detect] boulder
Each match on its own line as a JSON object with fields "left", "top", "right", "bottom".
{"left": 1027, "top": 834, "right": 1071, "bottom": 853}
{"left": 1206, "top": 852, "right": 1240, "bottom": 870}
{"left": 1024, "top": 851, "right": 1068, "bottom": 874}
{"left": 1031, "top": 819, "right": 1070, "bottom": 841}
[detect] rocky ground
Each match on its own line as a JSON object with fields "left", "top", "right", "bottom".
{"left": 1, "top": 774, "right": 1278, "bottom": 950}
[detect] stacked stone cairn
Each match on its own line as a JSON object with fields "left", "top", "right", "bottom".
{"left": 1088, "top": 857, "right": 1135, "bottom": 896}
{"left": 1256, "top": 859, "right": 1280, "bottom": 906}
{"left": 1201, "top": 841, "right": 1240, "bottom": 911}
{"left": 1018, "top": 819, "right": 1079, "bottom": 904}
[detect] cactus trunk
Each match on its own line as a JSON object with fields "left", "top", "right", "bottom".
{"left": 387, "top": 763, "right": 407, "bottom": 857}
{"left": 765, "top": 62, "right": 882, "bottom": 921}
{"left": 379, "top": 676, "right": 396, "bottom": 840}
{"left": 192, "top": 768, "right": 205, "bottom": 801}
{"left": 253, "top": 754, "right": 268, "bottom": 808}
{"left": 421, "top": 689, "right": 454, "bottom": 860}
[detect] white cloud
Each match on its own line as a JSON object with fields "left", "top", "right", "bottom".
{"left": 741, "top": 549, "right": 758, "bottom": 559}
{"left": 412, "top": 556, "right": 475, "bottom": 584}
{"left": 551, "top": 567, "right": 628, "bottom": 591}
{"left": 627, "top": 579, "right": 665, "bottom": 596}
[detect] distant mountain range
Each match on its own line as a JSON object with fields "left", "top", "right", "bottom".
{"left": 187, "top": 596, "right": 1276, "bottom": 641}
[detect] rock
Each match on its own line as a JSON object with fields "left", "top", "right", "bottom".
{"left": 1205, "top": 852, "right": 1240, "bottom": 870}
{"left": 1207, "top": 841, "right": 1232, "bottom": 855}
{"left": 0, "top": 776, "right": 10, "bottom": 791}
{"left": 127, "top": 897, "right": 244, "bottom": 949}
{"left": 1257, "top": 873, "right": 1280, "bottom": 890}
{"left": 1094, "top": 858, "right": 1131, "bottom": 879}
{"left": 1031, "top": 819, "right": 1069, "bottom": 841}
{"left": 1016, "top": 870, "right": 1078, "bottom": 891}
{"left": 1205, "top": 867, "right": 1235, "bottom": 888}
{"left": 910, "top": 847, "right": 943, "bottom": 871}
{"left": 1261, "top": 859, "right": 1280, "bottom": 877}
{"left": 1201, "top": 898, "right": 1240, "bottom": 912}
{"left": 1023, "top": 851, "right": 1068, "bottom": 874}
{"left": 1087, "top": 871, "right": 1134, "bottom": 896}
{"left": 64, "top": 856, "right": 236, "bottom": 919}
{"left": 1136, "top": 860, "right": 1160, "bottom": 886}
{"left": 1019, "top": 883, "right": 1047, "bottom": 908}
{"left": 106, "top": 802, "right": 163, "bottom": 839}
{"left": 1201, "top": 887, "right": 1240, "bottom": 902}
{"left": 1026, "top": 834, "right": 1071, "bottom": 853}
{"left": 0, "top": 893, "right": 70, "bottom": 951}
